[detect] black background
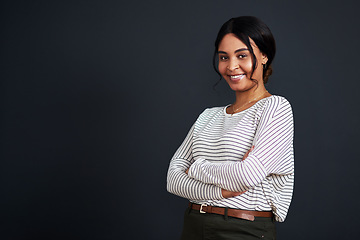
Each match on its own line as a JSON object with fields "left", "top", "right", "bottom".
{"left": 1, "top": 1, "right": 360, "bottom": 239}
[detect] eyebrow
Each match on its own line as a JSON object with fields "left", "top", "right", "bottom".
{"left": 217, "top": 48, "right": 249, "bottom": 54}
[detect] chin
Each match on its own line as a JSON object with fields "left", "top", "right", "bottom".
{"left": 227, "top": 81, "right": 256, "bottom": 92}
{"left": 230, "top": 87, "right": 252, "bottom": 92}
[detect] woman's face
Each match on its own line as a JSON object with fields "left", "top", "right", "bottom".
{"left": 218, "top": 33, "right": 268, "bottom": 92}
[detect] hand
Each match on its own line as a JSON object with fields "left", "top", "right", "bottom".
{"left": 221, "top": 188, "right": 246, "bottom": 198}
{"left": 242, "top": 146, "right": 254, "bottom": 161}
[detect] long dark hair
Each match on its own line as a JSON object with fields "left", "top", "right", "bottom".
{"left": 213, "top": 16, "right": 276, "bottom": 84}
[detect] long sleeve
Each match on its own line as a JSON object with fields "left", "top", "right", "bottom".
{"left": 187, "top": 97, "right": 294, "bottom": 193}
{"left": 166, "top": 124, "right": 224, "bottom": 201}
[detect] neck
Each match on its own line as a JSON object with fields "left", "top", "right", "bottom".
{"left": 234, "top": 84, "right": 268, "bottom": 106}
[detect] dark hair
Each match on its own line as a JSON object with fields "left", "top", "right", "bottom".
{"left": 213, "top": 16, "right": 276, "bottom": 84}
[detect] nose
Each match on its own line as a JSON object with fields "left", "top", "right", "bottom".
{"left": 226, "top": 59, "right": 240, "bottom": 71}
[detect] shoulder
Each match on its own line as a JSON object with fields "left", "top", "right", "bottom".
{"left": 262, "top": 95, "right": 292, "bottom": 111}
{"left": 254, "top": 95, "right": 293, "bottom": 120}
{"left": 265, "top": 95, "right": 291, "bottom": 107}
{"left": 192, "top": 106, "right": 225, "bottom": 130}
{"left": 198, "top": 106, "right": 225, "bottom": 120}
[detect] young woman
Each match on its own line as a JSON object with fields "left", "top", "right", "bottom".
{"left": 167, "top": 16, "right": 294, "bottom": 240}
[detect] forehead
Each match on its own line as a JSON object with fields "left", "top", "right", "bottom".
{"left": 218, "top": 33, "right": 258, "bottom": 51}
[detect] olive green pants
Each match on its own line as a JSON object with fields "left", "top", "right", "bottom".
{"left": 180, "top": 207, "right": 276, "bottom": 240}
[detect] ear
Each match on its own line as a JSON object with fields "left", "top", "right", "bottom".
{"left": 261, "top": 53, "right": 268, "bottom": 65}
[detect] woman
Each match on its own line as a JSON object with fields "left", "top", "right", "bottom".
{"left": 167, "top": 16, "right": 294, "bottom": 240}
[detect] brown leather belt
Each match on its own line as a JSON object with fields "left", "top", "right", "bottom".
{"left": 189, "top": 203, "right": 273, "bottom": 221}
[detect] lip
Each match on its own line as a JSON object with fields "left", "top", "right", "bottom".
{"left": 228, "top": 74, "right": 246, "bottom": 82}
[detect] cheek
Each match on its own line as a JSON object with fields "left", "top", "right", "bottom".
{"left": 242, "top": 59, "right": 253, "bottom": 73}
{"left": 218, "top": 63, "right": 227, "bottom": 76}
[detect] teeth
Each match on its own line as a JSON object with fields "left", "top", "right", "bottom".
{"left": 230, "top": 74, "right": 245, "bottom": 79}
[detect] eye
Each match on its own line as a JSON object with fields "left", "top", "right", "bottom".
{"left": 238, "top": 54, "right": 247, "bottom": 59}
{"left": 219, "top": 55, "right": 228, "bottom": 61}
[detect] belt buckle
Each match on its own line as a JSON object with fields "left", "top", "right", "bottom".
{"left": 200, "top": 204, "right": 207, "bottom": 213}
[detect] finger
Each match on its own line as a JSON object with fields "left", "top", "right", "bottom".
{"left": 236, "top": 190, "right": 247, "bottom": 196}
{"left": 242, "top": 151, "right": 250, "bottom": 160}
{"left": 243, "top": 146, "right": 255, "bottom": 160}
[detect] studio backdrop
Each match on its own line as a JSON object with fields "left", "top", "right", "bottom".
{"left": 1, "top": 1, "right": 359, "bottom": 239}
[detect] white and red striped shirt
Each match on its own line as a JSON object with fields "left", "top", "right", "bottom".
{"left": 167, "top": 95, "right": 294, "bottom": 222}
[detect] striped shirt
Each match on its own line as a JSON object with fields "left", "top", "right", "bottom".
{"left": 167, "top": 95, "right": 294, "bottom": 222}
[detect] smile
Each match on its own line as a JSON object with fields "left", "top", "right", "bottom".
{"left": 229, "top": 74, "right": 245, "bottom": 80}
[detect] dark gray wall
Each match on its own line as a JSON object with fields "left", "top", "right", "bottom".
{"left": 1, "top": 1, "right": 359, "bottom": 239}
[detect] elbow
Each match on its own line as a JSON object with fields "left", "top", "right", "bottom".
{"left": 166, "top": 171, "right": 176, "bottom": 195}
{"left": 166, "top": 180, "right": 173, "bottom": 194}
{"left": 167, "top": 179, "right": 180, "bottom": 196}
